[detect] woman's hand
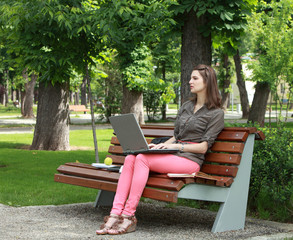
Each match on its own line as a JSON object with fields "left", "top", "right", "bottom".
{"left": 148, "top": 143, "right": 179, "bottom": 150}
{"left": 149, "top": 141, "right": 208, "bottom": 154}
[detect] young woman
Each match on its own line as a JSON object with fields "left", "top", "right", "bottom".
{"left": 96, "top": 64, "right": 225, "bottom": 235}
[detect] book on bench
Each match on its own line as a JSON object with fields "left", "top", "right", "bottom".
{"left": 167, "top": 172, "right": 217, "bottom": 181}
{"left": 91, "top": 163, "right": 122, "bottom": 172}
{"left": 167, "top": 173, "right": 197, "bottom": 178}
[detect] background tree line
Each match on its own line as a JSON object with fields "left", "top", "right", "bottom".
{"left": 0, "top": 0, "right": 292, "bottom": 150}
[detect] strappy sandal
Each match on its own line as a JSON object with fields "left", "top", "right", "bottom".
{"left": 96, "top": 214, "right": 121, "bottom": 235}
{"left": 108, "top": 214, "right": 137, "bottom": 235}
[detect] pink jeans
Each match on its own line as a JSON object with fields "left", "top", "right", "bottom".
{"left": 110, "top": 154, "right": 200, "bottom": 216}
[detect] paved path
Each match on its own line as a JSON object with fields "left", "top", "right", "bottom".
{"left": 1, "top": 111, "right": 292, "bottom": 134}
{"left": 0, "top": 202, "right": 292, "bottom": 240}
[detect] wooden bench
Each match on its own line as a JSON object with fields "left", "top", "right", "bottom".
{"left": 54, "top": 125, "right": 265, "bottom": 233}
{"left": 69, "top": 105, "right": 90, "bottom": 114}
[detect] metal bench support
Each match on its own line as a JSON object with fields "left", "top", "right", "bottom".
{"left": 211, "top": 134, "right": 255, "bottom": 232}
{"left": 94, "top": 190, "right": 115, "bottom": 207}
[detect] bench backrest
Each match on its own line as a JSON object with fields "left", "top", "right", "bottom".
{"left": 69, "top": 105, "right": 89, "bottom": 112}
{"left": 107, "top": 125, "right": 263, "bottom": 187}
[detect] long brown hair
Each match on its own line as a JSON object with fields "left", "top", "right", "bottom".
{"left": 190, "top": 64, "right": 222, "bottom": 109}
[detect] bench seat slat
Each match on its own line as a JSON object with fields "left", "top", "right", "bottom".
{"left": 57, "top": 165, "right": 120, "bottom": 182}
{"left": 142, "top": 188, "right": 178, "bottom": 202}
{"left": 54, "top": 173, "right": 118, "bottom": 191}
{"left": 193, "top": 175, "right": 233, "bottom": 187}
{"left": 60, "top": 163, "right": 234, "bottom": 187}
{"left": 201, "top": 164, "right": 238, "bottom": 177}
{"left": 65, "top": 162, "right": 98, "bottom": 169}
{"left": 146, "top": 177, "right": 185, "bottom": 191}
{"left": 150, "top": 172, "right": 233, "bottom": 187}
{"left": 55, "top": 174, "right": 178, "bottom": 202}
{"left": 57, "top": 165, "right": 185, "bottom": 191}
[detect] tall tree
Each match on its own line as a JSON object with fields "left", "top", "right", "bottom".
{"left": 233, "top": 49, "right": 250, "bottom": 118}
{"left": 172, "top": 0, "right": 255, "bottom": 103}
{"left": 0, "top": 0, "right": 104, "bottom": 150}
{"left": 22, "top": 71, "right": 37, "bottom": 118}
{"left": 246, "top": 0, "right": 293, "bottom": 126}
{"left": 97, "top": 0, "right": 174, "bottom": 123}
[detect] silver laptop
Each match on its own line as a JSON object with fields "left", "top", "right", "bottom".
{"left": 109, "top": 114, "right": 179, "bottom": 155}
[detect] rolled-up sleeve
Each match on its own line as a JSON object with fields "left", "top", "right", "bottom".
{"left": 201, "top": 109, "right": 225, "bottom": 148}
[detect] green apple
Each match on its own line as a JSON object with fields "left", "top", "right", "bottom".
{"left": 104, "top": 157, "right": 113, "bottom": 166}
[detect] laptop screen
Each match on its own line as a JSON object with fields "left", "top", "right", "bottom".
{"left": 109, "top": 114, "right": 149, "bottom": 152}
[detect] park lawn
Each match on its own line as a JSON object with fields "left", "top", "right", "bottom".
{"left": 0, "top": 129, "right": 113, "bottom": 206}
{"left": 0, "top": 104, "right": 37, "bottom": 117}
{"left": 0, "top": 107, "right": 21, "bottom": 116}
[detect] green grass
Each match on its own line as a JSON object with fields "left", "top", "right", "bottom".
{"left": 0, "top": 105, "right": 21, "bottom": 116}
{"left": 167, "top": 103, "right": 179, "bottom": 110}
{"left": 0, "top": 129, "right": 113, "bottom": 206}
{"left": 0, "top": 103, "right": 37, "bottom": 116}
{"left": 264, "top": 121, "right": 293, "bottom": 128}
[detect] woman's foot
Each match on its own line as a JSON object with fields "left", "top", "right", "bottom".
{"left": 96, "top": 214, "right": 121, "bottom": 235}
{"left": 108, "top": 214, "right": 137, "bottom": 235}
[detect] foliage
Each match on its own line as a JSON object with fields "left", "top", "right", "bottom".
{"left": 94, "top": 51, "right": 123, "bottom": 120}
{"left": 249, "top": 126, "right": 293, "bottom": 222}
{"left": 96, "top": 0, "right": 177, "bottom": 99}
{"left": 0, "top": 0, "right": 104, "bottom": 84}
{"left": 143, "top": 80, "right": 176, "bottom": 121}
{"left": 123, "top": 44, "right": 154, "bottom": 91}
{"left": 97, "top": 0, "right": 174, "bottom": 56}
{"left": 172, "top": 0, "right": 256, "bottom": 42}
{"left": 245, "top": 0, "right": 293, "bottom": 124}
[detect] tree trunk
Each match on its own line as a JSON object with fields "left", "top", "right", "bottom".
{"left": 21, "top": 69, "right": 28, "bottom": 115}
{"left": 80, "top": 76, "right": 87, "bottom": 106}
{"left": 69, "top": 91, "right": 74, "bottom": 103}
{"left": 233, "top": 49, "right": 250, "bottom": 119}
{"left": 0, "top": 84, "right": 4, "bottom": 104}
{"left": 161, "top": 62, "right": 166, "bottom": 120}
{"left": 221, "top": 54, "right": 231, "bottom": 110}
{"left": 11, "top": 86, "right": 15, "bottom": 102}
{"left": 248, "top": 82, "right": 270, "bottom": 127}
{"left": 22, "top": 73, "right": 37, "bottom": 118}
{"left": 16, "top": 89, "right": 20, "bottom": 102}
{"left": 181, "top": 12, "right": 212, "bottom": 104}
{"left": 122, "top": 84, "right": 144, "bottom": 124}
{"left": 74, "top": 90, "right": 79, "bottom": 105}
{"left": 3, "top": 70, "right": 9, "bottom": 106}
{"left": 30, "top": 81, "right": 70, "bottom": 150}
{"left": 85, "top": 63, "right": 99, "bottom": 162}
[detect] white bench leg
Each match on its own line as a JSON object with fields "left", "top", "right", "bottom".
{"left": 212, "top": 134, "right": 255, "bottom": 233}
{"left": 94, "top": 190, "right": 115, "bottom": 207}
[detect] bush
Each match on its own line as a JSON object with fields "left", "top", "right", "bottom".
{"left": 249, "top": 126, "right": 293, "bottom": 222}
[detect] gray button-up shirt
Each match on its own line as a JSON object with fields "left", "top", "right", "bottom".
{"left": 173, "top": 100, "right": 225, "bottom": 166}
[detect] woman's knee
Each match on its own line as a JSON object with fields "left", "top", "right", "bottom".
{"left": 135, "top": 154, "right": 150, "bottom": 168}
{"left": 124, "top": 155, "right": 136, "bottom": 167}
